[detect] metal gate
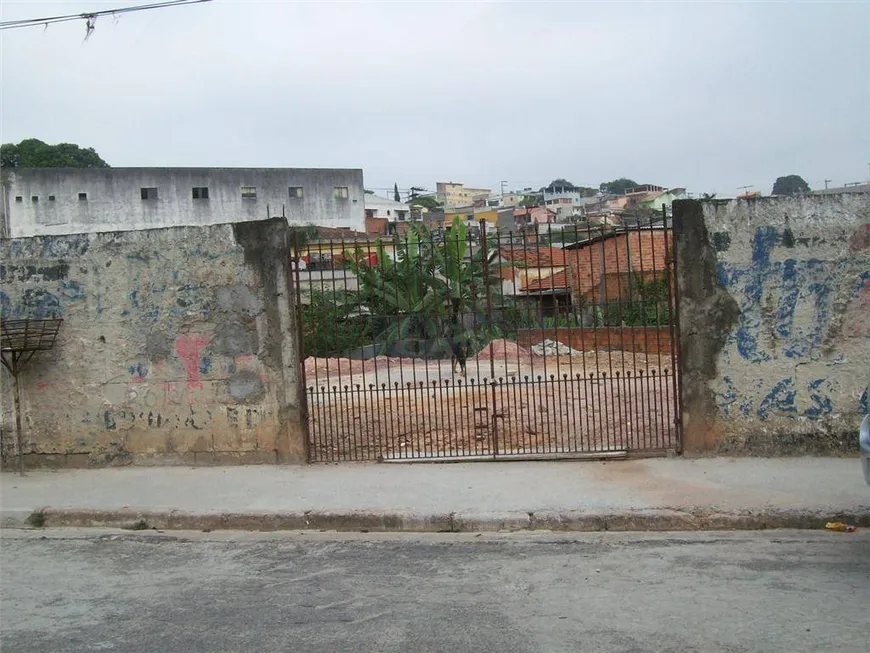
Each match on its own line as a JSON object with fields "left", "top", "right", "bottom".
{"left": 295, "top": 210, "right": 681, "bottom": 462}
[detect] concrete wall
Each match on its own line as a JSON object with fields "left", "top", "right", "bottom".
{"left": 675, "top": 196, "right": 870, "bottom": 454}
{"left": 0, "top": 219, "right": 307, "bottom": 468}
{"left": 2, "top": 167, "right": 365, "bottom": 238}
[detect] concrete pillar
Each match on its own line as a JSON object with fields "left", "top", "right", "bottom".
{"left": 233, "top": 219, "right": 308, "bottom": 463}
{"left": 672, "top": 200, "right": 740, "bottom": 453}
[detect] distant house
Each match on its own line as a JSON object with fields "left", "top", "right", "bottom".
{"left": 637, "top": 188, "right": 686, "bottom": 214}
{"left": 530, "top": 206, "right": 557, "bottom": 224}
{"left": 365, "top": 195, "right": 410, "bottom": 222}
{"left": 436, "top": 181, "right": 492, "bottom": 208}
{"left": 496, "top": 246, "right": 571, "bottom": 315}
{"left": 563, "top": 227, "right": 672, "bottom": 305}
{"left": 811, "top": 183, "right": 870, "bottom": 196}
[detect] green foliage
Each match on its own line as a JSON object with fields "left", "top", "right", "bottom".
{"left": 771, "top": 175, "right": 810, "bottom": 196}
{"left": 302, "top": 289, "right": 372, "bottom": 357}
{"left": 409, "top": 195, "right": 441, "bottom": 211}
{"left": 1, "top": 138, "right": 109, "bottom": 168}
{"left": 341, "top": 218, "right": 503, "bottom": 356}
{"left": 288, "top": 224, "right": 320, "bottom": 256}
{"left": 540, "top": 179, "right": 597, "bottom": 198}
{"left": 599, "top": 178, "right": 639, "bottom": 195}
{"left": 603, "top": 275, "right": 671, "bottom": 327}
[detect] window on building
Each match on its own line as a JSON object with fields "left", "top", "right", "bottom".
{"left": 289, "top": 186, "right": 303, "bottom": 199}
{"left": 192, "top": 187, "right": 209, "bottom": 200}
{"left": 140, "top": 187, "right": 158, "bottom": 200}
{"left": 49, "top": 195, "right": 56, "bottom": 201}
{"left": 14, "top": 196, "right": 22, "bottom": 203}
{"left": 78, "top": 193, "right": 88, "bottom": 201}
{"left": 31, "top": 196, "right": 38, "bottom": 203}
{"left": 333, "top": 186, "right": 349, "bottom": 200}
{"left": 241, "top": 186, "right": 257, "bottom": 199}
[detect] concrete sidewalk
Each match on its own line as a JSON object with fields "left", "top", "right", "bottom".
{"left": 2, "top": 458, "right": 868, "bottom": 532}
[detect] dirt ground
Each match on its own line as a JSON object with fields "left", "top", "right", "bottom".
{"left": 305, "top": 340, "right": 678, "bottom": 461}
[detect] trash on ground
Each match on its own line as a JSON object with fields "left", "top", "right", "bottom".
{"left": 825, "top": 521, "right": 857, "bottom": 532}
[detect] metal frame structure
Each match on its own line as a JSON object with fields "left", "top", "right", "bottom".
{"left": 1, "top": 318, "right": 62, "bottom": 475}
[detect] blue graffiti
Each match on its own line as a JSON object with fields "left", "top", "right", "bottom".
{"left": 860, "top": 389, "right": 868, "bottom": 415}
{"left": 757, "top": 378, "right": 798, "bottom": 420}
{"left": 0, "top": 291, "right": 11, "bottom": 319}
{"left": 752, "top": 226, "right": 779, "bottom": 266}
{"left": 805, "top": 378, "right": 834, "bottom": 418}
{"left": 720, "top": 228, "right": 844, "bottom": 363}
{"left": 775, "top": 259, "right": 798, "bottom": 338}
{"left": 717, "top": 376, "right": 739, "bottom": 417}
{"left": 785, "top": 259, "right": 840, "bottom": 359}
{"left": 59, "top": 280, "right": 86, "bottom": 302}
{"left": 199, "top": 356, "right": 213, "bottom": 375}
{"left": 127, "top": 362, "right": 149, "bottom": 378}
{"left": 0, "top": 289, "right": 63, "bottom": 319}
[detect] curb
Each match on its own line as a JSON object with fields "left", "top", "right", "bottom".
{"left": 3, "top": 507, "right": 870, "bottom": 533}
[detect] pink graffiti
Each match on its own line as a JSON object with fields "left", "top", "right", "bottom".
{"left": 843, "top": 280, "right": 870, "bottom": 338}
{"left": 175, "top": 335, "right": 210, "bottom": 389}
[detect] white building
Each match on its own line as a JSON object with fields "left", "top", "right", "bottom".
{"left": 1, "top": 167, "right": 366, "bottom": 238}
{"left": 364, "top": 195, "right": 411, "bottom": 222}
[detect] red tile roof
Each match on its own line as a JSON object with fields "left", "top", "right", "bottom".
{"left": 499, "top": 246, "right": 566, "bottom": 267}
{"left": 523, "top": 269, "right": 569, "bottom": 292}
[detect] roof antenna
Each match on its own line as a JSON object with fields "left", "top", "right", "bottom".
{"left": 84, "top": 14, "right": 96, "bottom": 41}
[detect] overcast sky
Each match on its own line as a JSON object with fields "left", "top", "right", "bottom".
{"left": 1, "top": 0, "right": 867, "bottom": 197}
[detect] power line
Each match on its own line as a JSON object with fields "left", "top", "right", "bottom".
{"left": 0, "top": 0, "right": 213, "bottom": 33}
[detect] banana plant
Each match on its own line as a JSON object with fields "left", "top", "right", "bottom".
{"left": 343, "top": 217, "right": 507, "bottom": 356}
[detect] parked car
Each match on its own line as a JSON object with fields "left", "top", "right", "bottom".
{"left": 861, "top": 412, "right": 870, "bottom": 486}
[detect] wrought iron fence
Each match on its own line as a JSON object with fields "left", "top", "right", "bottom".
{"left": 294, "top": 212, "right": 681, "bottom": 462}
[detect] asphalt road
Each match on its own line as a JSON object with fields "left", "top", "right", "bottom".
{"left": 1, "top": 529, "right": 868, "bottom": 653}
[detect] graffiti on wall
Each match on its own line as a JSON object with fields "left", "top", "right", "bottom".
{"left": 714, "top": 225, "right": 869, "bottom": 420}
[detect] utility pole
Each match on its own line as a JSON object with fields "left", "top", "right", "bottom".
{"left": 500, "top": 180, "right": 507, "bottom": 203}
{"left": 824, "top": 179, "right": 832, "bottom": 190}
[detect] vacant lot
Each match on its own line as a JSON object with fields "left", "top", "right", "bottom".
{"left": 305, "top": 340, "right": 678, "bottom": 461}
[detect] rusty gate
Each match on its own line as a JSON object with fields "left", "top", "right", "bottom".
{"left": 294, "top": 210, "right": 681, "bottom": 462}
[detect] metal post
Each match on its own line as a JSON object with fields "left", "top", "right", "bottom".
{"left": 479, "top": 220, "right": 499, "bottom": 458}
{"left": 12, "top": 367, "right": 24, "bottom": 476}
{"left": 662, "top": 206, "right": 684, "bottom": 454}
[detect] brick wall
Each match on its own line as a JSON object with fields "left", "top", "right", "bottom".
{"left": 517, "top": 326, "right": 675, "bottom": 357}
{"left": 565, "top": 230, "right": 672, "bottom": 300}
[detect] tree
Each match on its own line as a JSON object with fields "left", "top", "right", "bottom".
{"left": 393, "top": 183, "right": 401, "bottom": 202}
{"left": 599, "top": 178, "right": 639, "bottom": 195}
{"left": 542, "top": 179, "right": 597, "bottom": 197}
{"left": 771, "top": 175, "right": 810, "bottom": 196}
{"left": 409, "top": 195, "right": 442, "bottom": 212}
{"left": 1, "top": 138, "right": 109, "bottom": 168}
{"left": 288, "top": 224, "right": 321, "bottom": 257}
{"left": 544, "top": 178, "right": 578, "bottom": 193}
